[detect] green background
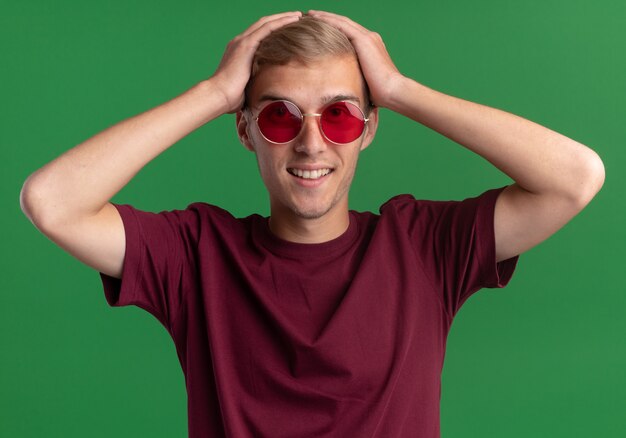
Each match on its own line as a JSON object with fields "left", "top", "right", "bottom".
{"left": 2, "top": 0, "right": 624, "bottom": 436}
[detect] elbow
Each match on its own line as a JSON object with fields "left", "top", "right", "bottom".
{"left": 20, "top": 172, "right": 57, "bottom": 232}
{"left": 20, "top": 174, "right": 43, "bottom": 226}
{"left": 571, "top": 148, "right": 605, "bottom": 209}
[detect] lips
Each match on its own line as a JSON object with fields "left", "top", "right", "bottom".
{"left": 287, "top": 168, "right": 332, "bottom": 180}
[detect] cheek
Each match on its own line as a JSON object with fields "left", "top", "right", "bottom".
{"left": 255, "top": 154, "right": 272, "bottom": 179}
{"left": 343, "top": 148, "right": 362, "bottom": 170}
{"left": 254, "top": 149, "right": 283, "bottom": 183}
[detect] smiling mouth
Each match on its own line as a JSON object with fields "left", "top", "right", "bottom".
{"left": 287, "top": 168, "right": 333, "bottom": 180}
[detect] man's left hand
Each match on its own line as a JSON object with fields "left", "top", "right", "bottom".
{"left": 307, "top": 10, "right": 405, "bottom": 109}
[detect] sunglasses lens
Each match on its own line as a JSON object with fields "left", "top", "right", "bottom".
{"left": 257, "top": 101, "right": 302, "bottom": 143}
{"left": 321, "top": 101, "right": 366, "bottom": 144}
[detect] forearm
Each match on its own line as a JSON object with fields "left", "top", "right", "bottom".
{"left": 21, "top": 79, "right": 227, "bottom": 226}
{"left": 389, "top": 77, "right": 604, "bottom": 202}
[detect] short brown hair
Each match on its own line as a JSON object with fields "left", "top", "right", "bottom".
{"left": 247, "top": 16, "right": 369, "bottom": 106}
{"left": 251, "top": 16, "right": 357, "bottom": 75}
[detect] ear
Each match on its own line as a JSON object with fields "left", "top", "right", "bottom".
{"left": 236, "top": 110, "right": 255, "bottom": 152}
{"left": 359, "top": 106, "right": 379, "bottom": 151}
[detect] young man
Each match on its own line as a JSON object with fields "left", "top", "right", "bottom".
{"left": 20, "top": 11, "right": 604, "bottom": 438}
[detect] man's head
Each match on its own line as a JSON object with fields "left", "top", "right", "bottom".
{"left": 237, "top": 15, "right": 379, "bottom": 235}
{"left": 245, "top": 15, "right": 370, "bottom": 107}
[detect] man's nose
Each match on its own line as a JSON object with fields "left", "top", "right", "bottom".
{"left": 293, "top": 115, "right": 327, "bottom": 155}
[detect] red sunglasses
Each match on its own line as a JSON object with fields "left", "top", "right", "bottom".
{"left": 253, "top": 100, "right": 370, "bottom": 145}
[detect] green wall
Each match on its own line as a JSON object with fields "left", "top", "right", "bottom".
{"left": 2, "top": 0, "right": 624, "bottom": 436}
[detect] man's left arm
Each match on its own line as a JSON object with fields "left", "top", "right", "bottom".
{"left": 310, "top": 10, "right": 605, "bottom": 262}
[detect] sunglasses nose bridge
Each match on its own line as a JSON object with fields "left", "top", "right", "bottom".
{"left": 294, "top": 113, "right": 329, "bottom": 153}
{"left": 299, "top": 112, "right": 324, "bottom": 137}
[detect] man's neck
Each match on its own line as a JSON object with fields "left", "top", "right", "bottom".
{"left": 268, "top": 207, "right": 350, "bottom": 244}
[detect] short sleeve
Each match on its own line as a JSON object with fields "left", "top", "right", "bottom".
{"left": 381, "top": 187, "right": 519, "bottom": 317}
{"left": 99, "top": 204, "right": 198, "bottom": 332}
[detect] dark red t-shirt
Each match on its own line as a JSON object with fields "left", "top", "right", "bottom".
{"left": 100, "top": 187, "right": 518, "bottom": 437}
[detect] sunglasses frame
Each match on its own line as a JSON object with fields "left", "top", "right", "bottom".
{"left": 252, "top": 100, "right": 370, "bottom": 145}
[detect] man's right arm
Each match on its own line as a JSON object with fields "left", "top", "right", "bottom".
{"left": 19, "top": 11, "right": 303, "bottom": 279}
{"left": 20, "top": 79, "right": 228, "bottom": 278}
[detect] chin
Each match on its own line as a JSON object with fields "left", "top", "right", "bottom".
{"left": 275, "top": 190, "right": 348, "bottom": 221}
{"left": 286, "top": 195, "right": 338, "bottom": 220}
{"left": 291, "top": 204, "right": 332, "bottom": 220}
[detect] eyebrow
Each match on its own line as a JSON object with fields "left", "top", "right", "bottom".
{"left": 256, "top": 93, "right": 362, "bottom": 108}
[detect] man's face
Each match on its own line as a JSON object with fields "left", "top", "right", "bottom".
{"left": 238, "top": 55, "right": 378, "bottom": 224}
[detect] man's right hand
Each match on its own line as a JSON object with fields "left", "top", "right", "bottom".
{"left": 210, "top": 11, "right": 302, "bottom": 114}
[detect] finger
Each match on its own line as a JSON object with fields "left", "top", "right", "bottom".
{"left": 241, "top": 11, "right": 302, "bottom": 37}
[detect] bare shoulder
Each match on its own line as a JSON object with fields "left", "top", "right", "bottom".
{"left": 494, "top": 178, "right": 602, "bottom": 262}
{"left": 30, "top": 202, "right": 126, "bottom": 279}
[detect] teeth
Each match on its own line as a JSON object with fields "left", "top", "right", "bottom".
{"left": 289, "top": 168, "right": 331, "bottom": 179}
